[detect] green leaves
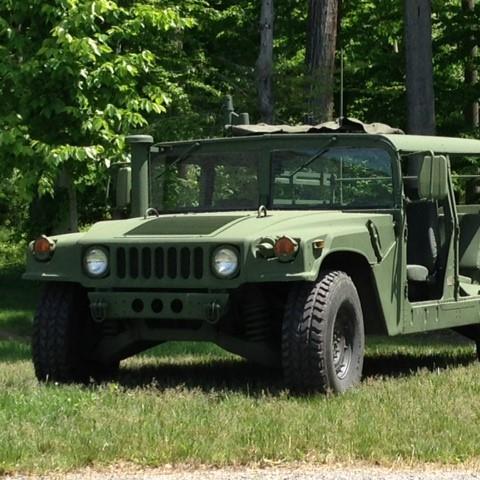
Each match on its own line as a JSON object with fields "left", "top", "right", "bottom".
{"left": 0, "top": 0, "right": 201, "bottom": 233}
{"left": 0, "top": 0, "right": 191, "bottom": 206}
{"left": 1, "top": 0, "right": 479, "bottom": 235}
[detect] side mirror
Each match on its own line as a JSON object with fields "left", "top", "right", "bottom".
{"left": 418, "top": 155, "right": 449, "bottom": 201}
{"left": 115, "top": 166, "right": 132, "bottom": 208}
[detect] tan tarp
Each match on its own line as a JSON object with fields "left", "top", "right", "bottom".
{"left": 230, "top": 117, "right": 404, "bottom": 136}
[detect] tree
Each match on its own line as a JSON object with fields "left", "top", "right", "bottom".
{"left": 404, "top": 0, "right": 436, "bottom": 135}
{"left": 0, "top": 0, "right": 193, "bottom": 233}
{"left": 305, "top": 0, "right": 339, "bottom": 123}
{"left": 462, "top": 0, "right": 479, "bottom": 128}
{"left": 256, "top": 0, "right": 274, "bottom": 123}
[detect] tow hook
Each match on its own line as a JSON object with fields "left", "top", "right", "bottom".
{"left": 90, "top": 299, "right": 108, "bottom": 323}
{"left": 206, "top": 301, "right": 222, "bottom": 325}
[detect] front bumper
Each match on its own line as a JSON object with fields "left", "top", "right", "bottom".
{"left": 88, "top": 291, "right": 230, "bottom": 323}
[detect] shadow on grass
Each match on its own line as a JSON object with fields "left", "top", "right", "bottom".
{"left": 0, "top": 340, "right": 31, "bottom": 362}
{"left": 0, "top": 313, "right": 33, "bottom": 338}
{"left": 0, "top": 268, "right": 39, "bottom": 311}
{"left": 119, "top": 358, "right": 285, "bottom": 395}
{"left": 0, "top": 268, "right": 38, "bottom": 337}
{"left": 362, "top": 351, "right": 476, "bottom": 380}
{"left": 117, "top": 350, "right": 478, "bottom": 395}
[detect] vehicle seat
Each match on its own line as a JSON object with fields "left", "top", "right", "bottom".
{"left": 406, "top": 202, "right": 439, "bottom": 282}
{"left": 459, "top": 214, "right": 480, "bottom": 271}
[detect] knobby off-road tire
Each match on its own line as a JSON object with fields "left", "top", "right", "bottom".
{"left": 32, "top": 282, "right": 118, "bottom": 383}
{"left": 282, "top": 270, "right": 365, "bottom": 394}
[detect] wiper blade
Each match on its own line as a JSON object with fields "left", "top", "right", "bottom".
{"left": 288, "top": 138, "right": 337, "bottom": 179}
{"left": 156, "top": 141, "right": 201, "bottom": 180}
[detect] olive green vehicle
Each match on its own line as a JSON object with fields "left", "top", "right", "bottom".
{"left": 24, "top": 119, "right": 480, "bottom": 393}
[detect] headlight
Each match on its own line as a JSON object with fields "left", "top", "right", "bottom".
{"left": 84, "top": 247, "right": 109, "bottom": 277}
{"left": 212, "top": 247, "right": 239, "bottom": 278}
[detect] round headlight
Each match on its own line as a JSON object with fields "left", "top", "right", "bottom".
{"left": 212, "top": 247, "right": 239, "bottom": 278}
{"left": 84, "top": 247, "right": 109, "bottom": 277}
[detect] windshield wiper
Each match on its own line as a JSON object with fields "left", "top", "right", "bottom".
{"left": 288, "top": 138, "right": 337, "bottom": 179}
{"left": 156, "top": 141, "right": 201, "bottom": 180}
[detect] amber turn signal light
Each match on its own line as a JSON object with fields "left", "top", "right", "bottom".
{"left": 32, "top": 235, "right": 55, "bottom": 260}
{"left": 273, "top": 236, "right": 298, "bottom": 261}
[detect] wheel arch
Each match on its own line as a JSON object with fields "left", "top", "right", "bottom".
{"left": 320, "top": 251, "right": 388, "bottom": 335}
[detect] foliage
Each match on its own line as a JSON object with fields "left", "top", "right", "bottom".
{"left": 1, "top": 0, "right": 480, "bottom": 236}
{"left": 0, "top": 227, "right": 26, "bottom": 271}
{"left": 340, "top": 0, "right": 405, "bottom": 127}
{"left": 0, "top": 0, "right": 195, "bottom": 231}
{"left": 152, "top": 0, "right": 260, "bottom": 141}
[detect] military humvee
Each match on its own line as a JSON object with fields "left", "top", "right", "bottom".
{"left": 24, "top": 117, "right": 480, "bottom": 393}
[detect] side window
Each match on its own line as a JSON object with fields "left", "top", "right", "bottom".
{"left": 401, "top": 153, "right": 480, "bottom": 206}
{"left": 450, "top": 155, "right": 480, "bottom": 205}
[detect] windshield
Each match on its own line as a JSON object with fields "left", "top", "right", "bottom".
{"left": 150, "top": 150, "right": 260, "bottom": 212}
{"left": 271, "top": 147, "right": 394, "bottom": 209}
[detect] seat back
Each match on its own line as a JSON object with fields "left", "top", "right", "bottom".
{"left": 459, "top": 214, "right": 480, "bottom": 270}
{"left": 406, "top": 201, "right": 439, "bottom": 273}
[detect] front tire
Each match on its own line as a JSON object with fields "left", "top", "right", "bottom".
{"left": 282, "top": 271, "right": 364, "bottom": 394}
{"left": 32, "top": 282, "right": 118, "bottom": 383}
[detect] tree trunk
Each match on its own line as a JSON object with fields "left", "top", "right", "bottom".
{"left": 463, "top": 0, "right": 479, "bottom": 128}
{"left": 404, "top": 0, "right": 436, "bottom": 135}
{"left": 256, "top": 0, "right": 274, "bottom": 123}
{"left": 306, "top": 0, "right": 339, "bottom": 123}
{"left": 59, "top": 166, "right": 79, "bottom": 233}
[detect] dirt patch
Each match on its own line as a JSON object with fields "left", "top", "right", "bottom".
{"left": 4, "top": 463, "right": 480, "bottom": 480}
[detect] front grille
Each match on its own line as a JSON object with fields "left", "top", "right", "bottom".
{"left": 115, "top": 246, "right": 204, "bottom": 280}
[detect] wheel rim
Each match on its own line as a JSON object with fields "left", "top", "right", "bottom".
{"left": 332, "top": 303, "right": 355, "bottom": 380}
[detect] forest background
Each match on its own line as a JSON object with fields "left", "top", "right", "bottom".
{"left": 0, "top": 0, "right": 478, "bottom": 261}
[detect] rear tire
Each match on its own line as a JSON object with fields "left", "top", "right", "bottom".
{"left": 282, "top": 270, "right": 364, "bottom": 394}
{"left": 32, "top": 282, "right": 118, "bottom": 383}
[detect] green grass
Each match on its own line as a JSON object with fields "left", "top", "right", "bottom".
{"left": 1, "top": 269, "right": 480, "bottom": 474}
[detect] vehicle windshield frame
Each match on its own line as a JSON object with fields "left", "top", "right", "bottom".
{"left": 149, "top": 135, "right": 402, "bottom": 214}
{"left": 148, "top": 142, "right": 266, "bottom": 214}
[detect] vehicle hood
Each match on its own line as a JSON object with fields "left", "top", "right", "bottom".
{"left": 78, "top": 210, "right": 393, "bottom": 243}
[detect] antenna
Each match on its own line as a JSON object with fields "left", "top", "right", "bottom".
{"left": 339, "top": 49, "right": 345, "bottom": 127}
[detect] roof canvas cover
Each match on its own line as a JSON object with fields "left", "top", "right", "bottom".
{"left": 230, "top": 117, "right": 405, "bottom": 136}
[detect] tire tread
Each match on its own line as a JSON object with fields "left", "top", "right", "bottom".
{"left": 282, "top": 270, "right": 363, "bottom": 393}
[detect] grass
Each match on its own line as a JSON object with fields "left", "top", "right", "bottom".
{"left": 1, "top": 267, "right": 480, "bottom": 474}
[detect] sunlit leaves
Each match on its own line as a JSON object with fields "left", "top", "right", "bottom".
{"left": 0, "top": 0, "right": 191, "bottom": 207}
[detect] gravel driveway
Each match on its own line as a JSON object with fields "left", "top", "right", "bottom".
{"left": 5, "top": 465, "right": 480, "bottom": 480}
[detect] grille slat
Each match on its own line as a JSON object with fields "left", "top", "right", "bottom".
{"left": 116, "top": 246, "right": 204, "bottom": 280}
